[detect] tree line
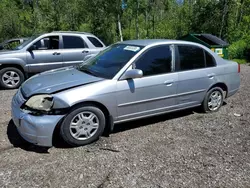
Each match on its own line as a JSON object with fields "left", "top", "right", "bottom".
{"left": 0, "top": 0, "right": 249, "bottom": 60}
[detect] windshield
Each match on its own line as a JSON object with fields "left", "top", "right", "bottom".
{"left": 77, "top": 44, "right": 143, "bottom": 79}
{"left": 14, "top": 35, "right": 40, "bottom": 50}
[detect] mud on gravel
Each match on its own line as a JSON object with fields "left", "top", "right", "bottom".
{"left": 0, "top": 65, "right": 250, "bottom": 188}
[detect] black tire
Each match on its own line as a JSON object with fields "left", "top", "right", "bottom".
{"left": 60, "top": 105, "right": 106, "bottom": 146}
{"left": 202, "top": 87, "right": 224, "bottom": 113}
{"left": 0, "top": 67, "right": 24, "bottom": 89}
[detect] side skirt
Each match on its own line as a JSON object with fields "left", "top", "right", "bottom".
{"left": 114, "top": 104, "right": 200, "bottom": 124}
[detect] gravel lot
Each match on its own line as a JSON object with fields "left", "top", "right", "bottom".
{"left": 0, "top": 65, "right": 250, "bottom": 188}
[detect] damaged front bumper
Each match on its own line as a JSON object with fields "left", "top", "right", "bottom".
{"left": 11, "top": 89, "right": 65, "bottom": 147}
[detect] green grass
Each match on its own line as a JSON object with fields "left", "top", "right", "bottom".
{"left": 232, "top": 59, "right": 248, "bottom": 64}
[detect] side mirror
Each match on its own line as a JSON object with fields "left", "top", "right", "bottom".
{"left": 0, "top": 45, "right": 3, "bottom": 50}
{"left": 28, "top": 44, "right": 37, "bottom": 51}
{"left": 120, "top": 69, "right": 143, "bottom": 80}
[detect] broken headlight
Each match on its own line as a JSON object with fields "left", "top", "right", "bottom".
{"left": 25, "top": 95, "right": 54, "bottom": 112}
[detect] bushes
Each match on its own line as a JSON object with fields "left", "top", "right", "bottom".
{"left": 232, "top": 59, "right": 247, "bottom": 64}
{"left": 228, "top": 39, "right": 250, "bottom": 62}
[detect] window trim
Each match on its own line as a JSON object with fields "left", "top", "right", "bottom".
{"left": 122, "top": 44, "right": 176, "bottom": 79}
{"left": 31, "top": 35, "right": 60, "bottom": 51}
{"left": 204, "top": 50, "right": 216, "bottom": 68}
{"left": 62, "top": 35, "right": 88, "bottom": 49}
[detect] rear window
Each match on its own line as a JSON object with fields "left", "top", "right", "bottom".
{"left": 87, "top": 37, "right": 104, "bottom": 47}
{"left": 63, "top": 36, "right": 86, "bottom": 49}
{"left": 178, "top": 45, "right": 205, "bottom": 71}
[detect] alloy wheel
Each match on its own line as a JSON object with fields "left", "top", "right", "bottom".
{"left": 69, "top": 111, "right": 99, "bottom": 140}
{"left": 2, "top": 71, "right": 20, "bottom": 87}
{"left": 208, "top": 90, "right": 222, "bottom": 111}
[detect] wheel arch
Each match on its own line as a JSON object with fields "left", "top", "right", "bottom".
{"left": 0, "top": 63, "right": 26, "bottom": 76}
{"left": 52, "top": 100, "right": 113, "bottom": 146}
{"left": 208, "top": 82, "right": 228, "bottom": 98}
{"left": 70, "top": 101, "right": 111, "bottom": 118}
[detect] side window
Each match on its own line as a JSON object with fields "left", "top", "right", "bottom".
{"left": 33, "top": 36, "right": 59, "bottom": 50}
{"left": 33, "top": 40, "right": 43, "bottom": 49}
{"left": 205, "top": 51, "right": 216, "bottom": 67}
{"left": 63, "top": 36, "right": 86, "bottom": 49}
{"left": 87, "top": 37, "right": 104, "bottom": 47}
{"left": 43, "top": 38, "right": 49, "bottom": 48}
{"left": 178, "top": 45, "right": 205, "bottom": 71}
{"left": 135, "top": 45, "right": 173, "bottom": 77}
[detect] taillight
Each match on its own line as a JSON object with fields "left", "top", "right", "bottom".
{"left": 238, "top": 63, "right": 240, "bottom": 73}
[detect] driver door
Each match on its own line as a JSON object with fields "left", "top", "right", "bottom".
{"left": 26, "top": 35, "right": 63, "bottom": 73}
{"left": 116, "top": 44, "right": 178, "bottom": 122}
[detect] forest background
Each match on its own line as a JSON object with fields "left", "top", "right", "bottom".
{"left": 0, "top": 0, "right": 249, "bottom": 62}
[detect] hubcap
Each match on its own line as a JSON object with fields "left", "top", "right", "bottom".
{"left": 2, "top": 71, "right": 20, "bottom": 87}
{"left": 208, "top": 90, "right": 222, "bottom": 111}
{"left": 69, "top": 111, "right": 99, "bottom": 140}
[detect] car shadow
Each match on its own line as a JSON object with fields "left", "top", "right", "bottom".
{"left": 51, "top": 108, "right": 197, "bottom": 149}
{"left": 7, "top": 120, "right": 50, "bottom": 153}
{"left": 52, "top": 124, "right": 74, "bottom": 149}
{"left": 7, "top": 105, "right": 226, "bottom": 151}
{"left": 112, "top": 108, "right": 195, "bottom": 134}
{"left": 112, "top": 101, "right": 228, "bottom": 133}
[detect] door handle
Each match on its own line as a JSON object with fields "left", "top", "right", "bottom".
{"left": 82, "top": 50, "right": 89, "bottom": 53}
{"left": 164, "top": 80, "right": 174, "bottom": 86}
{"left": 208, "top": 73, "right": 215, "bottom": 79}
{"left": 52, "top": 52, "right": 60, "bottom": 55}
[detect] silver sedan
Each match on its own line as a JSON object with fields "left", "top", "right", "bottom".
{"left": 11, "top": 39, "right": 240, "bottom": 147}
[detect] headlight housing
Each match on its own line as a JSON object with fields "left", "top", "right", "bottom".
{"left": 25, "top": 95, "right": 54, "bottom": 112}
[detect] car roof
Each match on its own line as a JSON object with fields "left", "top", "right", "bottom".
{"left": 120, "top": 39, "right": 197, "bottom": 47}
{"left": 8, "top": 38, "right": 28, "bottom": 41}
{"left": 51, "top": 31, "right": 94, "bottom": 36}
{"left": 3, "top": 37, "right": 28, "bottom": 42}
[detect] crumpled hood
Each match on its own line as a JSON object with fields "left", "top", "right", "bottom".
{"left": 21, "top": 67, "right": 104, "bottom": 98}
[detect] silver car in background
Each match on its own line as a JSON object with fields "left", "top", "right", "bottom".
{"left": 0, "top": 38, "right": 28, "bottom": 50}
{"left": 11, "top": 40, "right": 240, "bottom": 147}
{"left": 0, "top": 31, "right": 105, "bottom": 89}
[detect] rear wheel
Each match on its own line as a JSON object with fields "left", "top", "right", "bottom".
{"left": 0, "top": 67, "right": 24, "bottom": 89}
{"left": 202, "top": 87, "right": 224, "bottom": 113}
{"left": 60, "top": 105, "right": 106, "bottom": 146}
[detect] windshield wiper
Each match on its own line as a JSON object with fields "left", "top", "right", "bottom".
{"left": 81, "top": 68, "right": 98, "bottom": 77}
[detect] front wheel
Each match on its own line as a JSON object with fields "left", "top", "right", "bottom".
{"left": 0, "top": 67, "right": 24, "bottom": 89}
{"left": 202, "top": 87, "right": 224, "bottom": 113}
{"left": 60, "top": 105, "right": 106, "bottom": 146}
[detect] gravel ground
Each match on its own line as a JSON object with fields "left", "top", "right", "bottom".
{"left": 0, "top": 65, "right": 250, "bottom": 188}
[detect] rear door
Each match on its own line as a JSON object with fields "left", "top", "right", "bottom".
{"left": 61, "top": 35, "right": 89, "bottom": 67}
{"left": 26, "top": 35, "right": 63, "bottom": 73}
{"left": 175, "top": 45, "right": 217, "bottom": 107}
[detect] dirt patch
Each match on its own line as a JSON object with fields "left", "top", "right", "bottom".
{"left": 0, "top": 65, "right": 250, "bottom": 187}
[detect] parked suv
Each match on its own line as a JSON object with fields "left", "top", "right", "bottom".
{"left": 0, "top": 31, "right": 106, "bottom": 89}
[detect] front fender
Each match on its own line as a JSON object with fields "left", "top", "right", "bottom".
{"left": 0, "top": 58, "right": 27, "bottom": 71}
{"left": 52, "top": 80, "right": 118, "bottom": 118}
